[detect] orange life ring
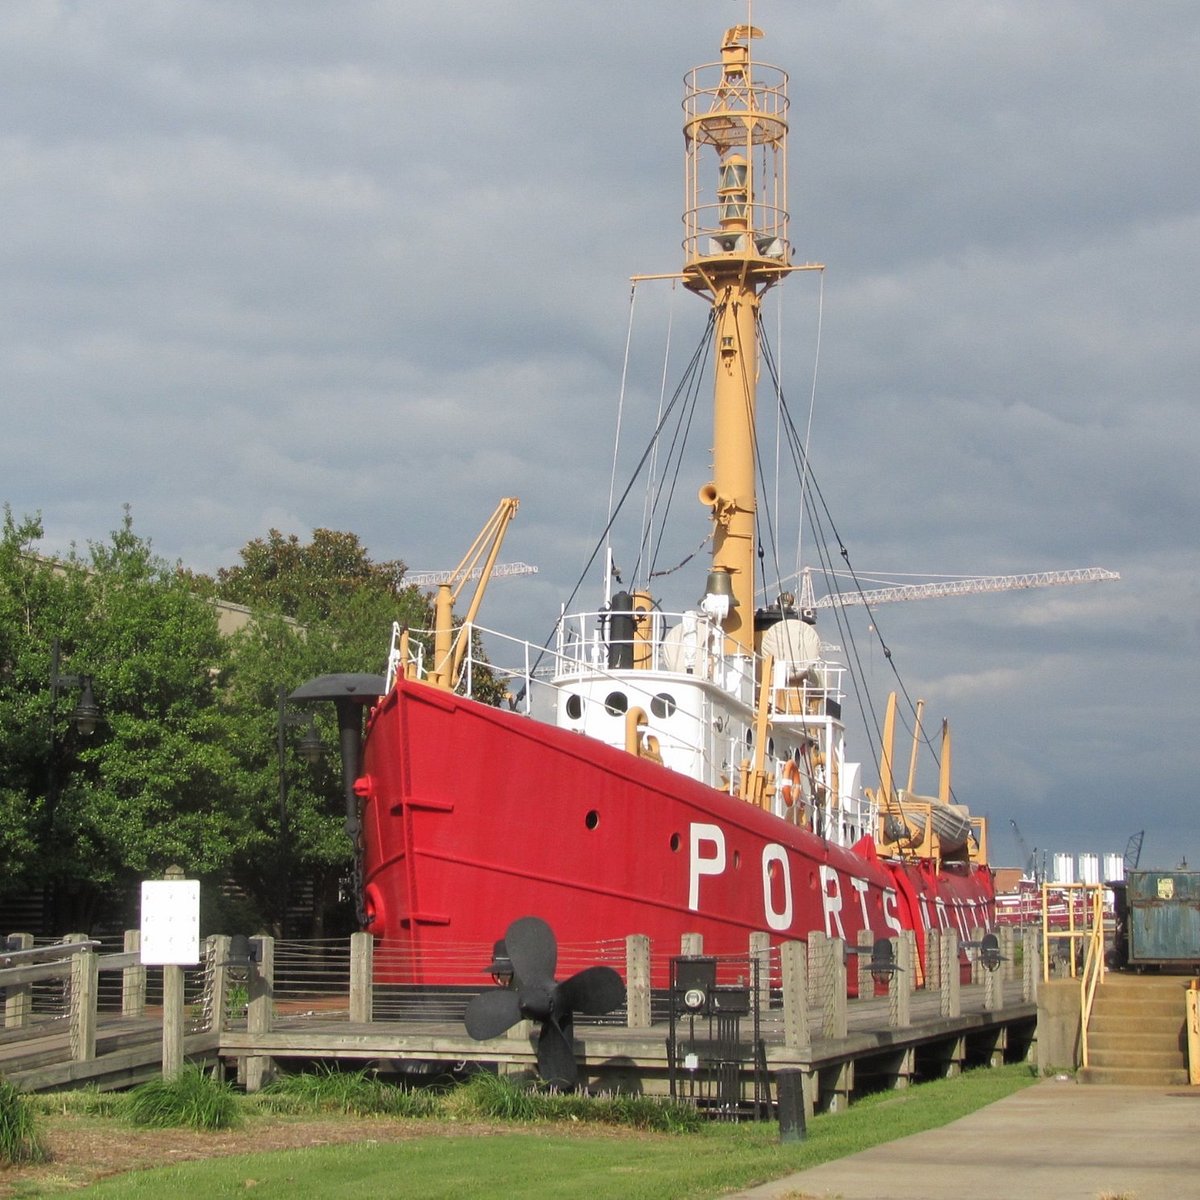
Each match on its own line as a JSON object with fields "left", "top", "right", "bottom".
{"left": 779, "top": 759, "right": 802, "bottom": 807}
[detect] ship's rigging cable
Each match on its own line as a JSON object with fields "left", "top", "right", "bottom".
{"left": 605, "top": 283, "right": 640, "bottom": 596}
{"left": 755, "top": 314, "right": 949, "bottom": 795}
{"left": 528, "top": 313, "right": 718, "bottom": 678}
{"left": 640, "top": 324, "right": 710, "bottom": 586}
{"left": 638, "top": 280, "right": 678, "bottom": 582}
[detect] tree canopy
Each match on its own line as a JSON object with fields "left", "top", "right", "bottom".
{"left": 0, "top": 506, "right": 437, "bottom": 937}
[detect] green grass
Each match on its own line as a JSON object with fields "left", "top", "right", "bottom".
{"left": 258, "top": 1065, "right": 439, "bottom": 1117}
{"left": 0, "top": 1077, "right": 47, "bottom": 1165}
{"left": 439, "top": 1072, "right": 702, "bottom": 1132}
{"left": 120, "top": 1065, "right": 242, "bottom": 1131}
{"left": 26, "top": 1063, "right": 1037, "bottom": 1198}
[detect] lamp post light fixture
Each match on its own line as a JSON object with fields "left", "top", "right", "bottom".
{"left": 50, "top": 638, "right": 102, "bottom": 738}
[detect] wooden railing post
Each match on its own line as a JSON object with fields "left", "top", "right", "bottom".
{"left": 969, "top": 926, "right": 985, "bottom": 985}
{"left": 780, "top": 940, "right": 810, "bottom": 1052}
{"left": 244, "top": 936, "right": 276, "bottom": 1092}
{"left": 206, "top": 935, "right": 231, "bottom": 1033}
{"left": 68, "top": 938, "right": 98, "bottom": 1064}
{"left": 940, "top": 929, "right": 961, "bottom": 1018}
{"left": 122, "top": 929, "right": 146, "bottom": 1018}
{"left": 748, "top": 931, "right": 770, "bottom": 1014}
{"left": 625, "top": 934, "right": 651, "bottom": 1028}
{"left": 808, "top": 932, "right": 846, "bottom": 1039}
{"left": 1022, "top": 926, "right": 1039, "bottom": 1002}
{"left": 162, "top": 964, "right": 185, "bottom": 1079}
{"left": 350, "top": 932, "right": 373, "bottom": 1024}
{"left": 1000, "top": 925, "right": 1016, "bottom": 982}
{"left": 855, "top": 928, "right": 874, "bottom": 1000}
{"left": 890, "top": 936, "right": 912, "bottom": 1028}
{"left": 4, "top": 932, "right": 34, "bottom": 1029}
{"left": 926, "top": 928, "right": 943, "bottom": 992}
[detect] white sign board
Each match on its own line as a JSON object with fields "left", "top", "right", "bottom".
{"left": 140, "top": 880, "right": 201, "bottom": 965}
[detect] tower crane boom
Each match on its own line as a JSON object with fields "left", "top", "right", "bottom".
{"left": 811, "top": 566, "right": 1119, "bottom": 608}
{"left": 408, "top": 562, "right": 539, "bottom": 587}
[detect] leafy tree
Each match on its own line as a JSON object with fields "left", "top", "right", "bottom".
{"left": 0, "top": 507, "right": 242, "bottom": 932}
{"left": 206, "top": 529, "right": 432, "bottom": 938}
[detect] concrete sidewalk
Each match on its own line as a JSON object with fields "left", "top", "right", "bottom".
{"left": 728, "top": 1077, "right": 1200, "bottom": 1200}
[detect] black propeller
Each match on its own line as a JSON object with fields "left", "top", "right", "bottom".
{"left": 464, "top": 916, "right": 626, "bottom": 1088}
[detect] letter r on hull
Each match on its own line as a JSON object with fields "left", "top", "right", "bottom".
{"left": 689, "top": 823, "right": 726, "bottom": 910}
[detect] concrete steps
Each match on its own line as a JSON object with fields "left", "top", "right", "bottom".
{"left": 1079, "top": 975, "right": 1192, "bottom": 1086}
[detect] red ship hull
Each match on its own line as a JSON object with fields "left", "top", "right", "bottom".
{"left": 358, "top": 677, "right": 995, "bottom": 988}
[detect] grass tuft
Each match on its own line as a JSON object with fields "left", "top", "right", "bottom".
{"left": 258, "top": 1066, "right": 438, "bottom": 1117}
{"left": 31, "top": 1083, "right": 122, "bottom": 1119}
{"left": 0, "top": 1077, "right": 48, "bottom": 1165}
{"left": 445, "top": 1072, "right": 702, "bottom": 1131}
{"left": 121, "top": 1065, "right": 241, "bottom": 1131}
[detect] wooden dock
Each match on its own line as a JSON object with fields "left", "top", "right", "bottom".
{"left": 0, "top": 927, "right": 1039, "bottom": 1114}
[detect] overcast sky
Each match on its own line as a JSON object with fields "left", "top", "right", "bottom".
{"left": 3, "top": 2, "right": 1197, "bottom": 874}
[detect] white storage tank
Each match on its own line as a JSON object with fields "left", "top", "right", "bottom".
{"left": 1103, "top": 853, "right": 1125, "bottom": 883}
{"left": 1078, "top": 853, "right": 1100, "bottom": 885}
{"left": 1052, "top": 853, "right": 1075, "bottom": 885}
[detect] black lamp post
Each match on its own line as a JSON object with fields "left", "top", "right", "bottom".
{"left": 46, "top": 638, "right": 103, "bottom": 931}
{"left": 276, "top": 685, "right": 325, "bottom": 937}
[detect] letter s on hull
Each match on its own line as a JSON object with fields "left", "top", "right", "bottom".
{"left": 689, "top": 823, "right": 726, "bottom": 910}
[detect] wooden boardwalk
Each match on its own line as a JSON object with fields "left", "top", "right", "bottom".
{"left": 0, "top": 929, "right": 1039, "bottom": 1111}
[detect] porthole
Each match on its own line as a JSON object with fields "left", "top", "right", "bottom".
{"left": 565, "top": 694, "right": 583, "bottom": 720}
{"left": 745, "top": 728, "right": 753, "bottom": 746}
{"left": 767, "top": 736, "right": 775, "bottom": 757}
{"left": 604, "top": 691, "right": 628, "bottom": 716}
{"left": 651, "top": 692, "right": 677, "bottom": 719}
{"left": 585, "top": 810, "right": 600, "bottom": 830}
{"left": 669, "top": 833, "right": 681, "bottom": 852}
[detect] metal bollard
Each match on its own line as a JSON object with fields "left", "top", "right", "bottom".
{"left": 776, "top": 1069, "right": 807, "bottom": 1142}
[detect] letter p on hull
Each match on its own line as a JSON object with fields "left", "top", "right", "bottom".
{"left": 689, "top": 823, "right": 726, "bottom": 910}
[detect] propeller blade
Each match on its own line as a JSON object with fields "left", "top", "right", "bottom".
{"left": 505, "top": 916, "right": 557, "bottom": 987}
{"left": 536, "top": 1017, "right": 578, "bottom": 1088}
{"left": 559, "top": 965, "right": 625, "bottom": 1016}
{"left": 464, "top": 988, "right": 522, "bottom": 1040}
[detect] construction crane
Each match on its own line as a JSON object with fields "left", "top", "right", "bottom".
{"left": 1123, "top": 830, "right": 1144, "bottom": 874}
{"left": 1009, "top": 818, "right": 1040, "bottom": 883}
{"left": 407, "top": 562, "right": 539, "bottom": 587}
{"left": 802, "top": 566, "right": 1119, "bottom": 609}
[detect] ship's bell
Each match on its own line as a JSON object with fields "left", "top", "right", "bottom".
{"left": 700, "top": 568, "right": 738, "bottom": 606}
{"left": 700, "top": 568, "right": 739, "bottom": 621}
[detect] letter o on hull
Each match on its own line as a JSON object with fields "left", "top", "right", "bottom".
{"left": 762, "top": 843, "right": 793, "bottom": 931}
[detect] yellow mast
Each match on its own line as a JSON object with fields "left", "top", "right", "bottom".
{"left": 682, "top": 25, "right": 797, "bottom": 653}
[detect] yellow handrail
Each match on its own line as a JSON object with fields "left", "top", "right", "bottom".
{"left": 1078, "top": 886, "right": 1106, "bottom": 1068}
